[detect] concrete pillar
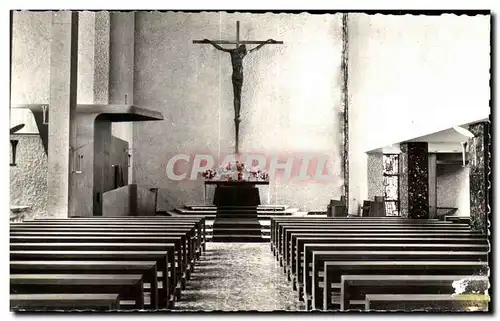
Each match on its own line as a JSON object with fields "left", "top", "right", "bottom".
{"left": 398, "top": 142, "right": 429, "bottom": 219}
{"left": 468, "top": 122, "right": 490, "bottom": 234}
{"left": 428, "top": 153, "right": 437, "bottom": 219}
{"left": 77, "top": 11, "right": 96, "bottom": 104}
{"left": 47, "top": 11, "right": 78, "bottom": 218}
{"left": 93, "top": 11, "right": 110, "bottom": 104}
{"left": 109, "top": 12, "right": 135, "bottom": 183}
{"left": 367, "top": 153, "right": 384, "bottom": 200}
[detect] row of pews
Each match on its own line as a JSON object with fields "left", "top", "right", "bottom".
{"left": 10, "top": 215, "right": 206, "bottom": 311}
{"left": 271, "top": 216, "right": 490, "bottom": 311}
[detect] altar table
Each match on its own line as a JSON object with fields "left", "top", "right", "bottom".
{"left": 204, "top": 181, "right": 269, "bottom": 207}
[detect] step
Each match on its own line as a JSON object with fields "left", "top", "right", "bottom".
{"left": 185, "top": 204, "right": 289, "bottom": 211}
{"left": 212, "top": 227, "right": 263, "bottom": 234}
{"left": 212, "top": 223, "right": 262, "bottom": 229}
{"left": 167, "top": 211, "right": 289, "bottom": 220}
{"left": 174, "top": 208, "right": 298, "bottom": 215}
{"left": 211, "top": 235, "right": 268, "bottom": 242}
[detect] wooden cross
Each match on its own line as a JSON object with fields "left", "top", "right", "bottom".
{"left": 193, "top": 21, "right": 283, "bottom": 154}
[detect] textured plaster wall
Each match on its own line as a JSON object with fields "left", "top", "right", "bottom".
{"left": 134, "top": 12, "right": 344, "bottom": 211}
{"left": 10, "top": 135, "right": 48, "bottom": 221}
{"left": 10, "top": 12, "right": 52, "bottom": 134}
{"left": 77, "top": 11, "right": 96, "bottom": 104}
{"left": 348, "top": 13, "right": 490, "bottom": 214}
{"left": 10, "top": 12, "right": 51, "bottom": 220}
{"left": 367, "top": 153, "right": 384, "bottom": 200}
{"left": 436, "top": 164, "right": 470, "bottom": 217}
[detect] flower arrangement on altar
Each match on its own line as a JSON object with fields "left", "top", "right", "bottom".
{"left": 201, "top": 161, "right": 269, "bottom": 182}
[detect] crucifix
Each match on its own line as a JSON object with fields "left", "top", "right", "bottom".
{"left": 194, "top": 21, "right": 283, "bottom": 154}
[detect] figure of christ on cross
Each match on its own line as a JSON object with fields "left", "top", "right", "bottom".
{"left": 199, "top": 39, "right": 278, "bottom": 126}
{"left": 194, "top": 21, "right": 283, "bottom": 154}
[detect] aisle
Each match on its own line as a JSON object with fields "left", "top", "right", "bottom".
{"left": 174, "top": 243, "right": 305, "bottom": 311}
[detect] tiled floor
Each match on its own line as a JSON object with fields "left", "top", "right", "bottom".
{"left": 174, "top": 243, "right": 305, "bottom": 312}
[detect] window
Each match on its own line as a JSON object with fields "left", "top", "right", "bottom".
{"left": 383, "top": 154, "right": 399, "bottom": 216}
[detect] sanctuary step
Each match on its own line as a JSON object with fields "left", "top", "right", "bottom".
{"left": 174, "top": 206, "right": 297, "bottom": 216}
{"left": 172, "top": 205, "right": 297, "bottom": 243}
{"left": 184, "top": 204, "right": 289, "bottom": 211}
{"left": 212, "top": 207, "right": 264, "bottom": 242}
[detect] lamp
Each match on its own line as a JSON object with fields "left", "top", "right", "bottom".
{"left": 10, "top": 124, "right": 25, "bottom": 166}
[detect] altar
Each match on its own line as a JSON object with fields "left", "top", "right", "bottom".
{"left": 204, "top": 181, "right": 269, "bottom": 207}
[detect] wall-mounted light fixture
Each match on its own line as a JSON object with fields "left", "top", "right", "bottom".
{"left": 10, "top": 140, "right": 18, "bottom": 166}
{"left": 10, "top": 124, "right": 25, "bottom": 167}
{"left": 125, "top": 148, "right": 133, "bottom": 168}
{"left": 42, "top": 105, "right": 49, "bottom": 125}
{"left": 453, "top": 126, "right": 476, "bottom": 168}
{"left": 70, "top": 146, "right": 85, "bottom": 174}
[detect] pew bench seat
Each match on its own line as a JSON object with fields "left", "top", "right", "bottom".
{"left": 340, "top": 274, "right": 489, "bottom": 311}
{"left": 10, "top": 274, "right": 144, "bottom": 309}
{"left": 10, "top": 293, "right": 121, "bottom": 311}
{"left": 10, "top": 260, "right": 159, "bottom": 309}
{"left": 365, "top": 293, "right": 489, "bottom": 311}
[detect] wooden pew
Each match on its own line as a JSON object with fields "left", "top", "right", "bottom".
{"left": 10, "top": 293, "right": 121, "bottom": 311}
{"left": 9, "top": 243, "right": 179, "bottom": 301}
{"left": 30, "top": 217, "right": 206, "bottom": 256}
{"left": 283, "top": 226, "right": 477, "bottom": 273}
{"left": 34, "top": 216, "right": 207, "bottom": 252}
{"left": 341, "top": 274, "right": 489, "bottom": 311}
{"left": 311, "top": 249, "right": 487, "bottom": 310}
{"left": 293, "top": 235, "right": 487, "bottom": 297}
{"left": 270, "top": 217, "right": 455, "bottom": 251}
{"left": 270, "top": 217, "right": 399, "bottom": 251}
{"left": 10, "top": 218, "right": 204, "bottom": 310}
{"left": 10, "top": 231, "right": 197, "bottom": 276}
{"left": 279, "top": 226, "right": 474, "bottom": 270}
{"left": 10, "top": 260, "right": 159, "bottom": 309}
{"left": 276, "top": 222, "right": 471, "bottom": 262}
{"left": 10, "top": 235, "right": 190, "bottom": 289}
{"left": 11, "top": 274, "right": 144, "bottom": 309}
{"left": 321, "top": 260, "right": 489, "bottom": 311}
{"left": 34, "top": 218, "right": 205, "bottom": 250}
{"left": 10, "top": 234, "right": 191, "bottom": 281}
{"left": 10, "top": 224, "right": 197, "bottom": 273}
{"left": 10, "top": 250, "right": 174, "bottom": 309}
{"left": 365, "top": 293, "right": 489, "bottom": 311}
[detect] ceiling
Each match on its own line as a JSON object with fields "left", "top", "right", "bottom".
{"left": 407, "top": 127, "right": 469, "bottom": 143}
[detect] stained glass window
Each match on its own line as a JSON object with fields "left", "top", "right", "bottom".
{"left": 383, "top": 154, "right": 400, "bottom": 216}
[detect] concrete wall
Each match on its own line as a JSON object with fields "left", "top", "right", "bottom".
{"left": 436, "top": 164, "right": 470, "bottom": 217}
{"left": 348, "top": 13, "right": 490, "bottom": 214}
{"left": 133, "top": 12, "right": 344, "bottom": 211}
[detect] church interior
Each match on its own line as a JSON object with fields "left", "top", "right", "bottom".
{"left": 9, "top": 11, "right": 491, "bottom": 312}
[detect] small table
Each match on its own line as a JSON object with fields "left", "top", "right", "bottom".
{"left": 204, "top": 181, "right": 270, "bottom": 206}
